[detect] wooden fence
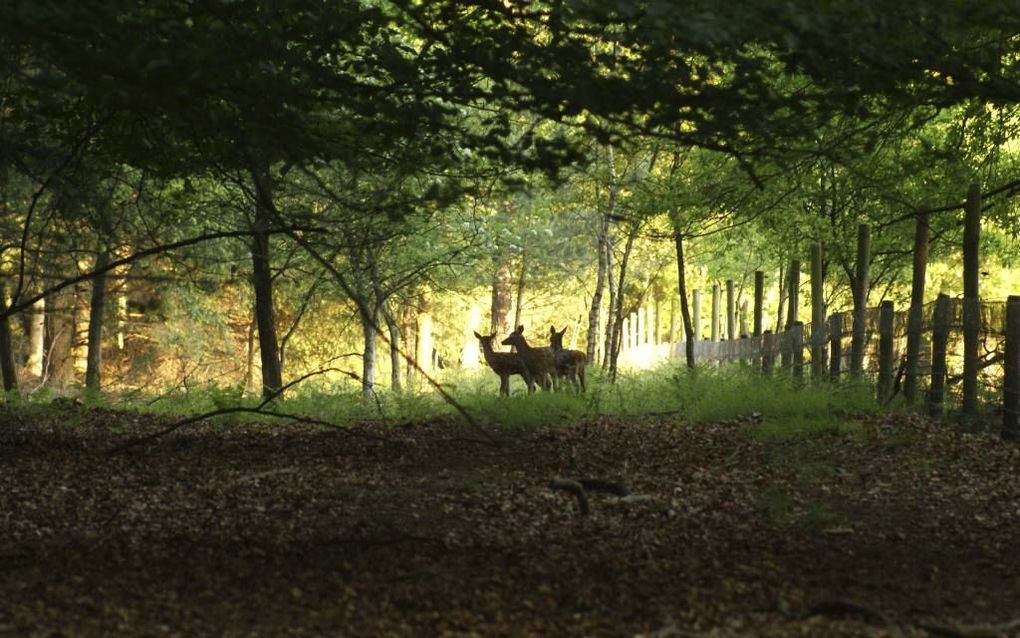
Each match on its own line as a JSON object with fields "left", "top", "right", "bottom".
{"left": 618, "top": 295, "right": 1020, "bottom": 437}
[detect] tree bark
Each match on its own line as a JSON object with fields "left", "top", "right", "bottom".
{"left": 250, "top": 161, "right": 283, "bottom": 399}
{"left": 512, "top": 252, "right": 527, "bottom": 330}
{"left": 84, "top": 249, "right": 111, "bottom": 391}
{"left": 491, "top": 256, "right": 513, "bottom": 337}
{"left": 586, "top": 212, "right": 609, "bottom": 362}
{"left": 360, "top": 308, "right": 377, "bottom": 401}
{"left": 0, "top": 282, "right": 18, "bottom": 392}
{"left": 674, "top": 231, "right": 696, "bottom": 368}
{"left": 608, "top": 222, "right": 639, "bottom": 381}
{"left": 602, "top": 233, "right": 616, "bottom": 368}
{"left": 46, "top": 272, "right": 75, "bottom": 386}
{"left": 383, "top": 305, "right": 401, "bottom": 392}
{"left": 588, "top": 146, "right": 617, "bottom": 363}
{"left": 27, "top": 297, "right": 45, "bottom": 377}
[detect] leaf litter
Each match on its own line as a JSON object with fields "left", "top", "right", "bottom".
{"left": 1, "top": 409, "right": 1019, "bottom": 636}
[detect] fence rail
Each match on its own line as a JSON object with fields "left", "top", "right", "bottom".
{"left": 618, "top": 296, "right": 1020, "bottom": 425}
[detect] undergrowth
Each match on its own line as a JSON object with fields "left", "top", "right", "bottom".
{"left": 6, "top": 363, "right": 886, "bottom": 437}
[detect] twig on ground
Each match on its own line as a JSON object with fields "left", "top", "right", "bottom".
{"left": 107, "top": 368, "right": 393, "bottom": 453}
{"left": 550, "top": 478, "right": 590, "bottom": 515}
{"left": 918, "top": 617, "right": 1020, "bottom": 638}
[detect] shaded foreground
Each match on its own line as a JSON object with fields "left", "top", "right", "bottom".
{"left": 2, "top": 409, "right": 1019, "bottom": 637}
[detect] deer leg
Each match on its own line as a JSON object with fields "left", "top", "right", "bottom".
{"left": 522, "top": 368, "right": 536, "bottom": 394}
{"left": 499, "top": 374, "right": 509, "bottom": 397}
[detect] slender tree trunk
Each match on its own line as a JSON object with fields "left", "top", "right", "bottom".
{"left": 46, "top": 271, "right": 75, "bottom": 385}
{"left": 250, "top": 161, "right": 283, "bottom": 398}
{"left": 608, "top": 222, "right": 639, "bottom": 381}
{"left": 383, "top": 306, "right": 401, "bottom": 392}
{"left": 586, "top": 210, "right": 610, "bottom": 362}
{"left": 360, "top": 308, "right": 378, "bottom": 401}
{"left": 588, "top": 148, "right": 618, "bottom": 363}
{"left": 775, "top": 259, "right": 786, "bottom": 333}
{"left": 244, "top": 308, "right": 257, "bottom": 394}
{"left": 0, "top": 282, "right": 18, "bottom": 392}
{"left": 27, "top": 297, "right": 44, "bottom": 377}
{"left": 85, "top": 249, "right": 111, "bottom": 391}
{"left": 513, "top": 252, "right": 526, "bottom": 330}
{"left": 491, "top": 257, "right": 513, "bottom": 337}
{"left": 602, "top": 234, "right": 616, "bottom": 368}
{"left": 72, "top": 283, "right": 88, "bottom": 377}
{"left": 674, "top": 231, "right": 696, "bottom": 368}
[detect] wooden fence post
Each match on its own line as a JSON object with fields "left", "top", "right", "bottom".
{"left": 637, "top": 307, "right": 645, "bottom": 347}
{"left": 762, "top": 330, "right": 774, "bottom": 375}
{"left": 711, "top": 284, "right": 720, "bottom": 341}
{"left": 878, "top": 300, "right": 895, "bottom": 403}
{"left": 791, "top": 322, "right": 804, "bottom": 382}
{"left": 726, "top": 279, "right": 736, "bottom": 340}
{"left": 753, "top": 270, "right": 764, "bottom": 337}
{"left": 904, "top": 207, "right": 930, "bottom": 405}
{"left": 962, "top": 183, "right": 981, "bottom": 416}
{"left": 693, "top": 290, "right": 702, "bottom": 341}
{"left": 786, "top": 259, "right": 800, "bottom": 329}
{"left": 928, "top": 294, "right": 950, "bottom": 417}
{"left": 810, "top": 242, "right": 825, "bottom": 380}
{"left": 829, "top": 313, "right": 842, "bottom": 379}
{"left": 851, "top": 224, "right": 870, "bottom": 376}
{"left": 1004, "top": 296, "right": 1020, "bottom": 441}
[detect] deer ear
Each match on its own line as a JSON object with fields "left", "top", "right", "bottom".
{"left": 549, "top": 325, "right": 556, "bottom": 335}
{"left": 517, "top": 324, "right": 525, "bottom": 334}
{"left": 473, "top": 331, "right": 482, "bottom": 339}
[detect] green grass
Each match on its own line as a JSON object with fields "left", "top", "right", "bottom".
{"left": 7, "top": 363, "right": 885, "bottom": 435}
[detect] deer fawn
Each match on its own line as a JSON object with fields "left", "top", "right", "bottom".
{"left": 549, "top": 326, "right": 587, "bottom": 392}
{"left": 474, "top": 331, "right": 528, "bottom": 396}
{"left": 501, "top": 325, "right": 556, "bottom": 393}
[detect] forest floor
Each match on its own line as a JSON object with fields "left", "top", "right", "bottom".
{"left": 1, "top": 406, "right": 1019, "bottom": 637}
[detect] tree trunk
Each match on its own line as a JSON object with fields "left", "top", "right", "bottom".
{"left": 244, "top": 308, "right": 257, "bottom": 395}
{"left": 85, "top": 249, "right": 111, "bottom": 391}
{"left": 586, "top": 209, "right": 610, "bottom": 363}
{"left": 512, "top": 252, "right": 527, "bottom": 330}
{"left": 602, "top": 233, "right": 616, "bottom": 369}
{"left": 27, "top": 297, "right": 44, "bottom": 377}
{"left": 250, "top": 162, "right": 283, "bottom": 399}
{"left": 608, "top": 222, "right": 639, "bottom": 381}
{"left": 774, "top": 259, "right": 786, "bottom": 333}
{"left": 491, "top": 257, "right": 513, "bottom": 337}
{"left": 674, "top": 231, "right": 696, "bottom": 368}
{"left": 383, "top": 305, "right": 402, "bottom": 392}
{"left": 361, "top": 308, "right": 377, "bottom": 401}
{"left": 588, "top": 148, "right": 618, "bottom": 363}
{"left": 46, "top": 273, "right": 75, "bottom": 386}
{"left": 0, "top": 282, "right": 18, "bottom": 392}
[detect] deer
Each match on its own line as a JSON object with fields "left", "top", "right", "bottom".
{"left": 549, "top": 326, "right": 587, "bottom": 392}
{"left": 474, "top": 331, "right": 528, "bottom": 396}
{"left": 500, "top": 325, "right": 556, "bottom": 393}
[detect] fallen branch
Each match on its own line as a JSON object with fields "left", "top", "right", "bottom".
{"left": 223, "top": 467, "right": 300, "bottom": 487}
{"left": 801, "top": 598, "right": 889, "bottom": 626}
{"left": 550, "top": 478, "right": 590, "bottom": 515}
{"left": 918, "top": 618, "right": 1020, "bottom": 638}
{"left": 108, "top": 368, "right": 393, "bottom": 453}
{"left": 575, "top": 478, "right": 631, "bottom": 496}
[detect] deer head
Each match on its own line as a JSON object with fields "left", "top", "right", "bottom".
{"left": 501, "top": 325, "right": 527, "bottom": 349}
{"left": 549, "top": 326, "right": 567, "bottom": 350}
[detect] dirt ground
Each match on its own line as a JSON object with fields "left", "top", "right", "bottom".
{"left": 1, "top": 407, "right": 1019, "bottom": 637}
